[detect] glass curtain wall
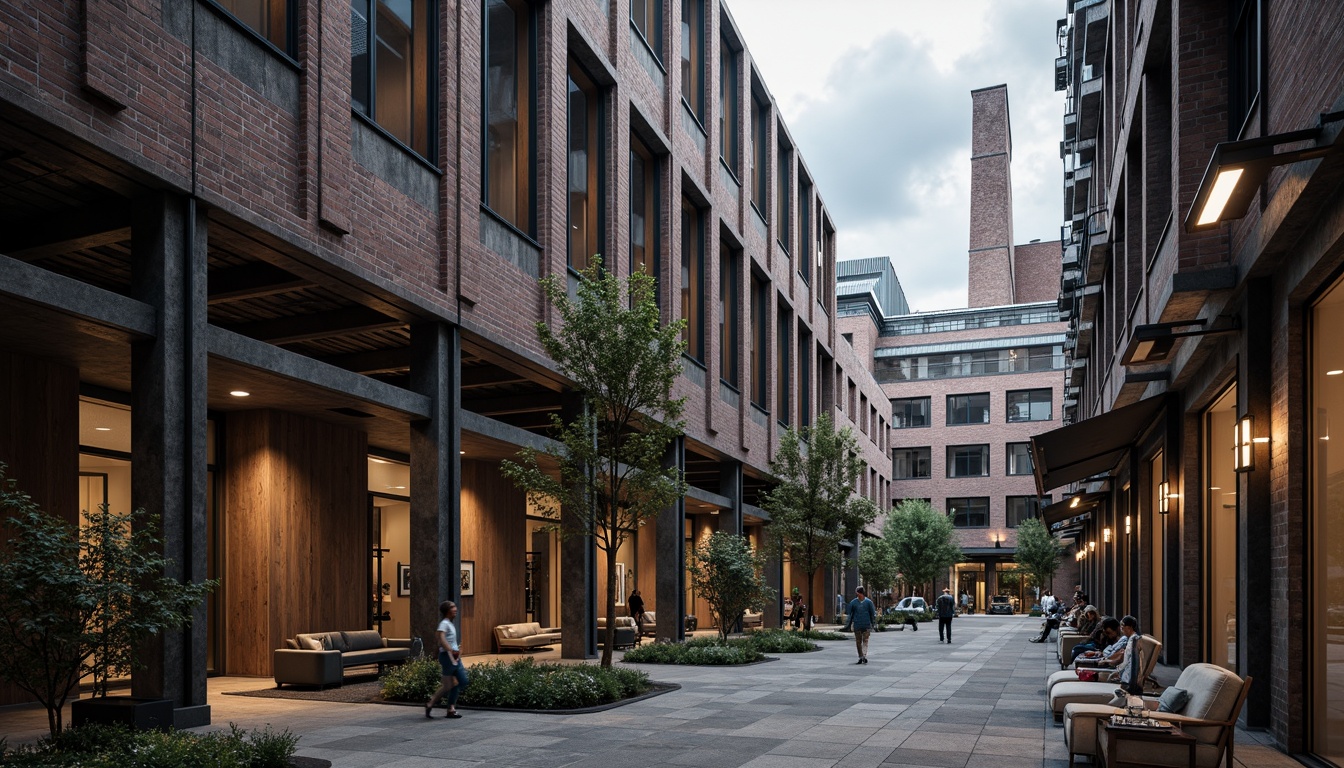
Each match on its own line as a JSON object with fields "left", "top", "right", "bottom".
{"left": 1206, "top": 386, "right": 1239, "bottom": 672}
{"left": 1149, "top": 452, "right": 1165, "bottom": 648}
{"left": 1312, "top": 275, "right": 1344, "bottom": 764}
{"left": 567, "top": 61, "right": 602, "bottom": 271}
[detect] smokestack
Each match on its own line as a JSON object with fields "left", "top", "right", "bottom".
{"left": 967, "top": 84, "right": 1015, "bottom": 307}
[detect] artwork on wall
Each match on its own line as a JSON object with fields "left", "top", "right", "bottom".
{"left": 397, "top": 562, "right": 411, "bottom": 596}
{"left": 461, "top": 560, "right": 475, "bottom": 597}
{"left": 615, "top": 562, "right": 626, "bottom": 606}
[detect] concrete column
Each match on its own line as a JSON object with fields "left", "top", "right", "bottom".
{"left": 409, "top": 323, "right": 460, "bottom": 649}
{"left": 719, "top": 461, "right": 743, "bottom": 535}
{"left": 560, "top": 395, "right": 596, "bottom": 657}
{"left": 655, "top": 437, "right": 686, "bottom": 642}
{"left": 1239, "top": 282, "right": 1272, "bottom": 727}
{"left": 129, "top": 193, "right": 209, "bottom": 727}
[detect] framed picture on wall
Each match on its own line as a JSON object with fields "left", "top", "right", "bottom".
{"left": 461, "top": 560, "right": 475, "bottom": 597}
{"left": 615, "top": 562, "right": 626, "bottom": 606}
{"left": 397, "top": 563, "right": 411, "bottom": 596}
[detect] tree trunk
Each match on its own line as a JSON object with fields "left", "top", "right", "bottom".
{"left": 805, "top": 571, "right": 815, "bottom": 631}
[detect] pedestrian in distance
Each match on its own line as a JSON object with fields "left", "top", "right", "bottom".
{"left": 628, "top": 588, "right": 646, "bottom": 642}
{"left": 426, "top": 600, "right": 468, "bottom": 719}
{"left": 842, "top": 586, "right": 878, "bottom": 664}
{"left": 935, "top": 587, "right": 957, "bottom": 643}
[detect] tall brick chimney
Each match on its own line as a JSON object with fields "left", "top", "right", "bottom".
{"left": 968, "top": 84, "right": 1015, "bottom": 307}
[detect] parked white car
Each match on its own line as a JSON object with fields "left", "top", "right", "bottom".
{"left": 887, "top": 596, "right": 929, "bottom": 616}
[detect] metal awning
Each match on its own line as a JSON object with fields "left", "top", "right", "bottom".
{"left": 1030, "top": 395, "right": 1168, "bottom": 495}
{"left": 1041, "top": 493, "right": 1106, "bottom": 527}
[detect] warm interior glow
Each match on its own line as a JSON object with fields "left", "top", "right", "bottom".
{"left": 1088, "top": 540, "right": 1096, "bottom": 551}
{"left": 1103, "top": 527, "right": 1112, "bottom": 543}
{"left": 229, "top": 390, "right": 250, "bottom": 397}
{"left": 1253, "top": 437, "right": 1270, "bottom": 443}
{"left": 95, "top": 427, "right": 111, "bottom": 431}
{"left": 1327, "top": 370, "right": 1342, "bottom": 376}
{"left": 1132, "top": 339, "right": 1155, "bottom": 362}
{"left": 1070, "top": 497, "right": 1080, "bottom": 508}
{"left": 1124, "top": 515, "right": 1132, "bottom": 536}
{"left": 1196, "top": 168, "right": 1245, "bottom": 226}
{"left": 1159, "top": 481, "right": 1170, "bottom": 513}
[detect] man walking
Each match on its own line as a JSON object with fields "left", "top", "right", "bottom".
{"left": 842, "top": 586, "right": 877, "bottom": 664}
{"left": 935, "top": 587, "right": 957, "bottom": 643}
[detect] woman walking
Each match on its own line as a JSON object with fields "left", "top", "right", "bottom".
{"left": 426, "top": 600, "right": 468, "bottom": 718}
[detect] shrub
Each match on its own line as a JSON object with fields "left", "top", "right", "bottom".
{"left": 380, "top": 655, "right": 442, "bottom": 703}
{"left": 622, "top": 639, "right": 766, "bottom": 665}
{"left": 450, "top": 658, "right": 650, "bottom": 710}
{"left": 0, "top": 722, "right": 297, "bottom": 768}
{"left": 787, "top": 628, "right": 847, "bottom": 641}
{"left": 742, "top": 629, "right": 821, "bottom": 653}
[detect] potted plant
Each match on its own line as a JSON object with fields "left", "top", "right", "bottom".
{"left": 0, "top": 465, "right": 215, "bottom": 735}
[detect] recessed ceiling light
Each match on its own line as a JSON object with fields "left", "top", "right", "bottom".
{"left": 95, "top": 427, "right": 112, "bottom": 432}
{"left": 1208, "top": 486, "right": 1220, "bottom": 490}
{"left": 460, "top": 450, "right": 466, "bottom": 455}
{"left": 387, "top": 485, "right": 406, "bottom": 490}
{"left": 230, "top": 390, "right": 250, "bottom": 397}
{"left": 1328, "top": 370, "right": 1343, "bottom": 376}
{"left": 370, "top": 458, "right": 389, "bottom": 464}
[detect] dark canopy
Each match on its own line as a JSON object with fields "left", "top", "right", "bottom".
{"left": 1030, "top": 395, "right": 1167, "bottom": 495}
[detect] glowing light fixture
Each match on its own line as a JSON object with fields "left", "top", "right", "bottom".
{"left": 1124, "top": 515, "right": 1132, "bottom": 536}
{"left": 95, "top": 426, "right": 111, "bottom": 432}
{"left": 1328, "top": 370, "right": 1343, "bottom": 376}
{"left": 229, "top": 390, "right": 250, "bottom": 397}
{"left": 1233, "top": 414, "right": 1254, "bottom": 472}
{"left": 1159, "top": 481, "right": 1170, "bottom": 514}
{"left": 1103, "top": 527, "right": 1112, "bottom": 544}
{"left": 1088, "top": 540, "right": 1096, "bottom": 552}
{"left": 1070, "top": 496, "right": 1080, "bottom": 509}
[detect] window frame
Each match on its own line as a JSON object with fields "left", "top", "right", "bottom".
{"left": 566, "top": 59, "right": 604, "bottom": 273}
{"left": 630, "top": 0, "right": 664, "bottom": 65}
{"left": 679, "top": 0, "right": 705, "bottom": 123}
{"left": 776, "top": 308, "right": 791, "bottom": 425}
{"left": 481, "top": 0, "right": 536, "bottom": 235}
{"left": 351, "top": 0, "right": 438, "bottom": 163}
{"left": 1006, "top": 388, "right": 1053, "bottom": 423}
{"left": 776, "top": 136, "right": 791, "bottom": 254}
{"left": 798, "top": 176, "right": 812, "bottom": 284}
{"left": 947, "top": 497, "right": 990, "bottom": 528}
{"left": 891, "top": 396, "right": 931, "bottom": 429}
{"left": 750, "top": 273, "right": 769, "bottom": 409}
{"left": 893, "top": 447, "right": 931, "bottom": 480}
{"left": 1006, "top": 442, "right": 1034, "bottom": 476}
{"left": 946, "top": 393, "right": 991, "bottom": 425}
{"left": 629, "top": 135, "right": 660, "bottom": 302}
{"left": 719, "top": 243, "right": 740, "bottom": 388}
{"left": 719, "top": 36, "right": 741, "bottom": 178}
{"left": 1006, "top": 495, "right": 1049, "bottom": 528}
{"left": 749, "top": 85, "right": 769, "bottom": 218}
{"left": 680, "top": 199, "right": 705, "bottom": 362}
{"left": 946, "top": 444, "right": 991, "bottom": 479}
{"left": 206, "top": 0, "right": 297, "bottom": 60}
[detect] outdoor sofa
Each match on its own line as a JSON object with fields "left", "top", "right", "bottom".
{"left": 493, "top": 622, "right": 562, "bottom": 652}
{"left": 597, "top": 616, "right": 638, "bottom": 649}
{"left": 273, "top": 630, "right": 419, "bottom": 688}
{"left": 1048, "top": 635, "right": 1163, "bottom": 722}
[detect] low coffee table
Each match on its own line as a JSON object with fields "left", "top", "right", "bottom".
{"left": 1097, "top": 719, "right": 1195, "bottom": 768}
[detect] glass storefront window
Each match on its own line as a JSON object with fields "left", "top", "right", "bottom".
{"left": 1312, "top": 276, "right": 1344, "bottom": 763}
{"left": 1206, "top": 386, "right": 1238, "bottom": 672}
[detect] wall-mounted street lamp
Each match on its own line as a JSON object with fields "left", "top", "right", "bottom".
{"left": 1121, "top": 318, "right": 1240, "bottom": 366}
{"left": 1088, "top": 540, "right": 1096, "bottom": 552}
{"left": 1103, "top": 527, "right": 1112, "bottom": 544}
{"left": 1184, "top": 111, "right": 1344, "bottom": 233}
{"left": 1124, "top": 515, "right": 1132, "bottom": 536}
{"left": 1232, "top": 413, "right": 1269, "bottom": 472}
{"left": 1159, "top": 481, "right": 1171, "bottom": 514}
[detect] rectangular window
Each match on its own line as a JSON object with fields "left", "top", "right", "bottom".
{"left": 719, "top": 37, "right": 739, "bottom": 175}
{"left": 799, "top": 331, "right": 811, "bottom": 427}
{"left": 1006, "top": 442, "right": 1034, "bottom": 476}
{"left": 891, "top": 397, "right": 930, "bottom": 428}
{"left": 947, "top": 497, "right": 989, "bottom": 528}
{"left": 1006, "top": 496, "right": 1047, "bottom": 528}
{"left": 750, "top": 88, "right": 768, "bottom": 216}
{"left": 567, "top": 61, "right": 602, "bottom": 271}
{"left": 947, "top": 445, "right": 990, "bottom": 478}
{"left": 1229, "top": 0, "right": 1261, "bottom": 137}
{"left": 483, "top": 0, "right": 534, "bottom": 234}
{"left": 216, "top": 0, "right": 292, "bottom": 53}
{"left": 799, "top": 178, "right": 811, "bottom": 283}
{"left": 947, "top": 393, "right": 990, "bottom": 425}
{"left": 630, "top": 136, "right": 659, "bottom": 297}
{"left": 873, "top": 343, "right": 1066, "bottom": 382}
{"left": 719, "top": 243, "right": 739, "bottom": 386}
{"left": 630, "top": 0, "right": 663, "bottom": 61}
{"left": 351, "top": 0, "right": 435, "bottom": 159}
{"left": 777, "top": 310, "right": 790, "bottom": 425}
{"left": 1006, "top": 388, "right": 1052, "bottom": 422}
{"left": 679, "top": 0, "right": 704, "bottom": 121}
{"left": 894, "top": 447, "right": 931, "bottom": 480}
{"left": 680, "top": 200, "right": 704, "bottom": 361}
{"left": 751, "top": 274, "right": 769, "bottom": 408}
{"left": 776, "top": 139, "right": 791, "bottom": 253}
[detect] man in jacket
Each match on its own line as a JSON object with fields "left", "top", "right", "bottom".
{"left": 842, "top": 586, "right": 877, "bottom": 664}
{"left": 935, "top": 587, "right": 957, "bottom": 643}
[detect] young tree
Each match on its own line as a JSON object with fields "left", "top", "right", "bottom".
{"left": 1014, "top": 517, "right": 1063, "bottom": 594}
{"left": 885, "top": 499, "right": 962, "bottom": 597}
{"left": 687, "top": 531, "right": 775, "bottom": 643}
{"left": 857, "top": 535, "right": 899, "bottom": 610}
{"left": 0, "top": 465, "right": 216, "bottom": 736}
{"left": 762, "top": 413, "right": 880, "bottom": 629}
{"left": 501, "top": 258, "right": 687, "bottom": 668}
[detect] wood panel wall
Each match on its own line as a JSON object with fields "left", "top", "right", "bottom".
{"left": 0, "top": 352, "right": 79, "bottom": 705}
{"left": 223, "top": 410, "right": 367, "bottom": 675}
{"left": 459, "top": 460, "right": 526, "bottom": 655}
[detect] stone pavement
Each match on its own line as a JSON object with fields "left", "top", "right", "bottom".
{"left": 0, "top": 615, "right": 1298, "bottom": 767}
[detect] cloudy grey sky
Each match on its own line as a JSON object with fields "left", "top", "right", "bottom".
{"left": 727, "top": 1, "right": 1066, "bottom": 312}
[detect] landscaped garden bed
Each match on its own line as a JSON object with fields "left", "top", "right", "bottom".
{"left": 0, "top": 723, "right": 301, "bottom": 768}
{"left": 621, "top": 630, "right": 821, "bottom": 665}
{"left": 381, "top": 656, "right": 660, "bottom": 712}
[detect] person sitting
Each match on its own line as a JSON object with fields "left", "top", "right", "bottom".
{"left": 1073, "top": 617, "right": 1128, "bottom": 668}
{"left": 1028, "top": 601, "right": 1066, "bottom": 643}
{"left": 1068, "top": 608, "right": 1106, "bottom": 661}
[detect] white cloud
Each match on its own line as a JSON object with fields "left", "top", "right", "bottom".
{"left": 728, "top": 0, "right": 1066, "bottom": 312}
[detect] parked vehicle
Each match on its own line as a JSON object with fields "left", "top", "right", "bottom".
{"left": 887, "top": 596, "right": 929, "bottom": 616}
{"left": 987, "top": 595, "right": 1015, "bottom": 615}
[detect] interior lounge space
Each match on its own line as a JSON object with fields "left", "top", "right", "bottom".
{"left": 947, "top": 560, "right": 1032, "bottom": 614}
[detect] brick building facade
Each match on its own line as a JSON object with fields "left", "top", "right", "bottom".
{"left": 1045, "top": 0, "right": 1344, "bottom": 759}
{"left": 0, "top": 0, "right": 889, "bottom": 724}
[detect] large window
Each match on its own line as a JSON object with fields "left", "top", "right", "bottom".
{"left": 1006, "top": 496, "right": 1047, "bottom": 528}
{"left": 749, "top": 88, "right": 768, "bottom": 216}
{"left": 874, "top": 343, "right": 1065, "bottom": 382}
{"left": 1006, "top": 388, "right": 1053, "bottom": 422}
{"left": 947, "top": 393, "right": 990, "bottom": 425}
{"left": 679, "top": 0, "right": 704, "bottom": 121}
{"left": 776, "top": 310, "right": 790, "bottom": 425}
{"left": 894, "top": 447, "right": 931, "bottom": 480}
{"left": 1006, "top": 442, "right": 1033, "bottom": 476}
{"left": 750, "top": 274, "right": 769, "bottom": 408}
{"left": 1311, "top": 274, "right": 1344, "bottom": 763}
{"left": 1206, "top": 385, "right": 1239, "bottom": 674}
{"left": 352, "top": 0, "right": 434, "bottom": 159}
{"left": 776, "top": 139, "right": 791, "bottom": 252}
{"left": 947, "top": 445, "right": 989, "bottom": 478}
{"left": 799, "top": 331, "right": 811, "bottom": 427}
{"left": 215, "top": 0, "right": 292, "bottom": 53}
{"left": 719, "top": 37, "right": 739, "bottom": 175}
{"left": 631, "top": 0, "right": 662, "bottom": 61}
{"left": 719, "top": 243, "right": 739, "bottom": 386}
{"left": 1229, "top": 0, "right": 1261, "bottom": 137}
{"left": 680, "top": 200, "right": 704, "bottom": 362}
{"left": 892, "top": 397, "right": 930, "bottom": 428}
{"left": 799, "top": 178, "right": 812, "bottom": 283}
{"left": 947, "top": 497, "right": 989, "bottom": 528}
{"left": 630, "top": 136, "right": 659, "bottom": 294}
{"left": 567, "top": 61, "right": 602, "bottom": 272}
{"left": 483, "top": 0, "right": 534, "bottom": 234}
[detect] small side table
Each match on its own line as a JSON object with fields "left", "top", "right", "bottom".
{"left": 1097, "top": 720, "right": 1195, "bottom": 768}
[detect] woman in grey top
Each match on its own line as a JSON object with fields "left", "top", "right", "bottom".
{"left": 426, "top": 600, "right": 468, "bottom": 718}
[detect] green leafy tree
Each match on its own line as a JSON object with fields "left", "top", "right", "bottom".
{"left": 1014, "top": 517, "right": 1063, "bottom": 594}
{"left": 501, "top": 258, "right": 687, "bottom": 668}
{"left": 0, "top": 465, "right": 216, "bottom": 736}
{"left": 857, "top": 535, "right": 899, "bottom": 609}
{"left": 687, "top": 531, "right": 775, "bottom": 643}
{"left": 885, "top": 499, "right": 962, "bottom": 597}
{"left": 762, "top": 413, "right": 879, "bottom": 628}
